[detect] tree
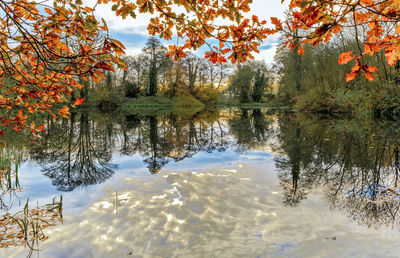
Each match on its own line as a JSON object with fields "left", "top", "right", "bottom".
{"left": 0, "top": 0, "right": 268, "bottom": 135}
{"left": 0, "top": 0, "right": 125, "bottom": 135}
{"left": 229, "top": 65, "right": 254, "bottom": 103}
{"left": 143, "top": 37, "right": 167, "bottom": 96}
{"left": 252, "top": 70, "right": 267, "bottom": 102}
{"left": 124, "top": 81, "right": 141, "bottom": 98}
{"left": 105, "top": 71, "right": 113, "bottom": 90}
{"left": 123, "top": 54, "right": 150, "bottom": 88}
{"left": 229, "top": 61, "right": 270, "bottom": 104}
{"left": 275, "top": 0, "right": 400, "bottom": 82}
{"left": 248, "top": 61, "right": 270, "bottom": 102}
{"left": 163, "top": 62, "right": 189, "bottom": 98}
{"left": 182, "top": 52, "right": 201, "bottom": 94}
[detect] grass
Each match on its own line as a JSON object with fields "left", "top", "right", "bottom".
{"left": 122, "top": 95, "right": 173, "bottom": 108}
{"left": 122, "top": 95, "right": 205, "bottom": 116}
{"left": 122, "top": 95, "right": 204, "bottom": 108}
{"left": 218, "top": 100, "right": 289, "bottom": 109}
{"left": 173, "top": 95, "right": 204, "bottom": 108}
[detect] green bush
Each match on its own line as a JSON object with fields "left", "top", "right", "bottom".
{"left": 195, "top": 85, "right": 220, "bottom": 106}
{"left": 89, "top": 86, "right": 124, "bottom": 111}
{"left": 124, "top": 81, "right": 141, "bottom": 98}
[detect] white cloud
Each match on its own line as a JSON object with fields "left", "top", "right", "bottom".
{"left": 259, "top": 45, "right": 279, "bottom": 64}
{"left": 123, "top": 46, "right": 144, "bottom": 56}
{"left": 250, "top": 0, "right": 287, "bottom": 20}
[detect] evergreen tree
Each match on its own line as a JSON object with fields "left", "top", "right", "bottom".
{"left": 143, "top": 37, "right": 166, "bottom": 96}
{"left": 252, "top": 70, "right": 267, "bottom": 102}
{"left": 229, "top": 65, "right": 253, "bottom": 103}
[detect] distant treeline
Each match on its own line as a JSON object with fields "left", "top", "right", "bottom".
{"left": 71, "top": 37, "right": 273, "bottom": 110}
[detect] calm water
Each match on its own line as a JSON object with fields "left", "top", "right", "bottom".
{"left": 2, "top": 108, "right": 400, "bottom": 257}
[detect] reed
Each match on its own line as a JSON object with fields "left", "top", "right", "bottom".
{"left": 1, "top": 196, "right": 63, "bottom": 250}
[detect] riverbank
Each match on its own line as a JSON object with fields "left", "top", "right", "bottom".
{"left": 121, "top": 95, "right": 204, "bottom": 117}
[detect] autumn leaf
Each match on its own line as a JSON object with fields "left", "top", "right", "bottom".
{"left": 364, "top": 72, "right": 374, "bottom": 81}
{"left": 346, "top": 72, "right": 358, "bottom": 82}
{"left": 73, "top": 97, "right": 85, "bottom": 106}
{"left": 58, "top": 106, "right": 70, "bottom": 118}
{"left": 366, "top": 65, "right": 378, "bottom": 73}
{"left": 298, "top": 45, "right": 304, "bottom": 55}
{"left": 0, "top": 0, "right": 126, "bottom": 135}
{"left": 280, "top": 0, "right": 400, "bottom": 82}
{"left": 94, "top": 62, "right": 115, "bottom": 72}
{"left": 271, "top": 17, "right": 283, "bottom": 30}
{"left": 338, "top": 51, "right": 354, "bottom": 65}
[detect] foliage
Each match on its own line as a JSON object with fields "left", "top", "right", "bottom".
{"left": 124, "top": 81, "right": 141, "bottom": 99}
{"left": 92, "top": 38, "right": 233, "bottom": 109}
{"left": 275, "top": 0, "right": 400, "bottom": 82}
{"left": 89, "top": 86, "right": 124, "bottom": 112}
{"left": 101, "top": 0, "right": 268, "bottom": 63}
{"left": 195, "top": 85, "right": 221, "bottom": 106}
{"left": 0, "top": 0, "right": 125, "bottom": 135}
{"left": 8, "top": 0, "right": 400, "bottom": 134}
{"left": 161, "top": 62, "right": 190, "bottom": 98}
{"left": 229, "top": 61, "right": 270, "bottom": 103}
{"left": 274, "top": 32, "right": 400, "bottom": 117}
{"left": 0, "top": 0, "right": 269, "bottom": 135}
{"left": 252, "top": 69, "right": 269, "bottom": 102}
{"left": 230, "top": 65, "right": 253, "bottom": 103}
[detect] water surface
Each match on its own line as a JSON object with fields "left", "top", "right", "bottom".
{"left": 2, "top": 108, "right": 400, "bottom": 257}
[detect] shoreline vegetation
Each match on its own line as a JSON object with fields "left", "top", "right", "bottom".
{"left": 68, "top": 36, "right": 400, "bottom": 121}
{"left": 78, "top": 93, "right": 400, "bottom": 121}
{"left": 83, "top": 94, "right": 287, "bottom": 113}
{"left": 122, "top": 95, "right": 204, "bottom": 117}
{"left": 68, "top": 37, "right": 274, "bottom": 118}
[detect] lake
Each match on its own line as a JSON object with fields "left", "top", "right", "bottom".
{"left": 1, "top": 108, "right": 400, "bottom": 257}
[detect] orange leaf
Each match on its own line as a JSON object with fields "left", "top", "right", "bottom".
{"left": 58, "top": 106, "right": 70, "bottom": 118}
{"left": 366, "top": 65, "right": 378, "bottom": 73}
{"left": 338, "top": 51, "right": 354, "bottom": 65}
{"left": 73, "top": 97, "right": 84, "bottom": 106}
{"left": 345, "top": 72, "right": 358, "bottom": 82}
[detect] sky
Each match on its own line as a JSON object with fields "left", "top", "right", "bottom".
{"left": 93, "top": 0, "right": 288, "bottom": 64}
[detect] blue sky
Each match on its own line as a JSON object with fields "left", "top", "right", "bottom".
{"left": 93, "top": 0, "right": 287, "bottom": 63}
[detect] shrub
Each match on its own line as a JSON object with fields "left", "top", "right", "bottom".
{"left": 195, "top": 85, "right": 220, "bottom": 106}
{"left": 124, "top": 81, "right": 141, "bottom": 98}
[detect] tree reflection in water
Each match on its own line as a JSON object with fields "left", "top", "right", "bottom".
{"left": 29, "top": 112, "right": 117, "bottom": 191}
{"left": 275, "top": 113, "right": 400, "bottom": 229}
{"left": 9, "top": 108, "right": 400, "bottom": 230}
{"left": 27, "top": 108, "right": 274, "bottom": 182}
{"left": 229, "top": 109, "right": 271, "bottom": 151}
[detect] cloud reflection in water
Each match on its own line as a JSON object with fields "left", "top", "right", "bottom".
{"left": 5, "top": 164, "right": 400, "bottom": 257}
